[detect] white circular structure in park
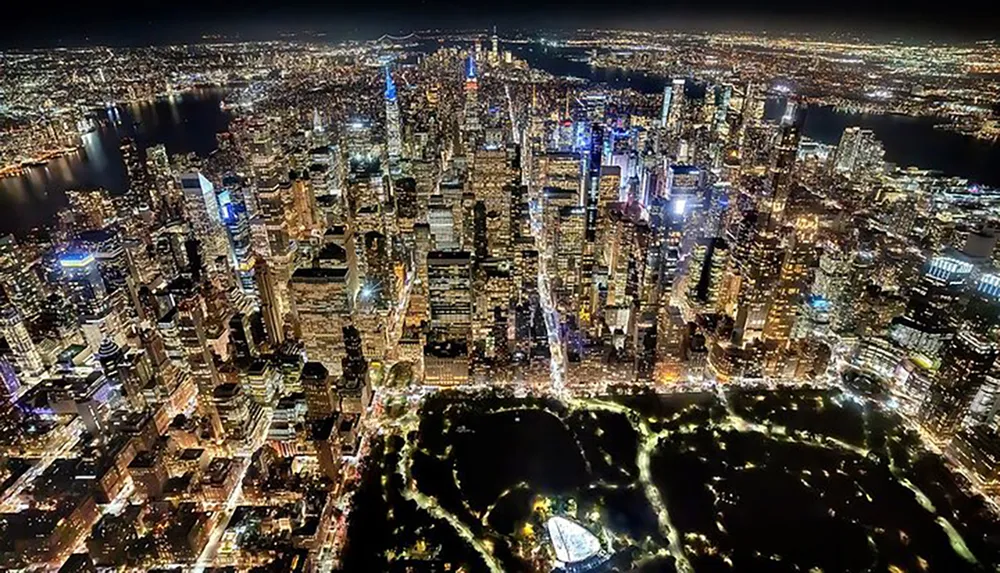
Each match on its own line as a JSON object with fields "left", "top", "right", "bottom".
{"left": 545, "top": 516, "right": 610, "bottom": 572}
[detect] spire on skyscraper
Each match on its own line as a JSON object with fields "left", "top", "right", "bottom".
{"left": 465, "top": 55, "right": 477, "bottom": 82}
{"left": 384, "top": 66, "right": 397, "bottom": 101}
{"left": 312, "top": 108, "right": 323, "bottom": 133}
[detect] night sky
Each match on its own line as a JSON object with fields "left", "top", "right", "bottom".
{"left": 3, "top": 0, "right": 999, "bottom": 48}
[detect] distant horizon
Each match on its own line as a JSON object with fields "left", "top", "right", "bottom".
{"left": 3, "top": 9, "right": 999, "bottom": 49}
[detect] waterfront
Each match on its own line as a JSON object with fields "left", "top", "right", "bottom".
{"left": 512, "top": 42, "right": 1000, "bottom": 186}
{"left": 0, "top": 89, "right": 229, "bottom": 235}
{"left": 3, "top": 42, "right": 1000, "bottom": 236}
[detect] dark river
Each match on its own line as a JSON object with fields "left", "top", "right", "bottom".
{"left": 0, "top": 89, "right": 230, "bottom": 235}
{"left": 2, "top": 42, "right": 999, "bottom": 235}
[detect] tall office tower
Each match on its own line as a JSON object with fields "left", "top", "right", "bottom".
{"left": 555, "top": 206, "right": 586, "bottom": 316}
{"left": 0, "top": 305, "right": 44, "bottom": 377}
{"left": 733, "top": 226, "right": 784, "bottom": 343}
{"left": 471, "top": 148, "right": 513, "bottom": 257}
{"left": 833, "top": 250, "right": 876, "bottom": 336}
{"left": 584, "top": 124, "right": 604, "bottom": 243}
{"left": 97, "top": 338, "right": 149, "bottom": 411}
{"left": 596, "top": 166, "right": 622, "bottom": 264}
{"left": 656, "top": 304, "right": 687, "bottom": 379}
{"left": 473, "top": 258, "right": 513, "bottom": 364}
{"left": 889, "top": 254, "right": 971, "bottom": 356}
{"left": 179, "top": 172, "right": 225, "bottom": 257}
{"left": 541, "top": 187, "right": 578, "bottom": 242}
{"left": 712, "top": 84, "right": 733, "bottom": 136}
{"left": 249, "top": 127, "right": 288, "bottom": 255}
{"left": 301, "top": 361, "right": 338, "bottom": 420}
{"left": 412, "top": 159, "right": 437, "bottom": 220}
{"left": 346, "top": 156, "right": 384, "bottom": 217}
{"left": 384, "top": 67, "right": 403, "bottom": 171}
{"left": 407, "top": 224, "right": 432, "bottom": 326}
{"left": 217, "top": 177, "right": 257, "bottom": 303}
{"left": 666, "top": 78, "right": 686, "bottom": 130}
{"left": 472, "top": 201, "right": 489, "bottom": 260}
{"left": 360, "top": 231, "right": 395, "bottom": 309}
{"left": 635, "top": 312, "right": 658, "bottom": 382}
{"left": 395, "top": 177, "right": 418, "bottom": 239}
{"left": 429, "top": 196, "right": 459, "bottom": 250}
{"left": 460, "top": 192, "right": 478, "bottom": 252}
{"left": 533, "top": 152, "right": 583, "bottom": 198}
{"left": 428, "top": 251, "right": 473, "bottom": 342}
{"left": 812, "top": 248, "right": 849, "bottom": 301}
{"left": 256, "top": 179, "right": 294, "bottom": 326}
{"left": 212, "top": 382, "right": 254, "bottom": 441}
{"left": 854, "top": 129, "right": 885, "bottom": 178}
{"left": 176, "top": 295, "right": 224, "bottom": 438}
{"left": 245, "top": 360, "right": 281, "bottom": 405}
{"left": 920, "top": 330, "right": 998, "bottom": 440}
{"left": 0, "top": 235, "right": 45, "bottom": 320}
{"left": 229, "top": 312, "right": 258, "bottom": 367}
{"left": 514, "top": 246, "right": 539, "bottom": 303}
{"left": 144, "top": 143, "right": 174, "bottom": 203}
{"left": 763, "top": 215, "right": 818, "bottom": 345}
{"left": 341, "top": 324, "right": 369, "bottom": 386}
{"left": 490, "top": 26, "right": 499, "bottom": 62}
{"left": 763, "top": 101, "right": 804, "bottom": 226}
{"left": 652, "top": 195, "right": 685, "bottom": 304}
{"left": 605, "top": 206, "right": 637, "bottom": 308}
{"left": 831, "top": 127, "right": 884, "bottom": 179}
{"left": 255, "top": 257, "right": 285, "bottom": 346}
{"left": 686, "top": 237, "right": 730, "bottom": 311}
{"left": 832, "top": 126, "right": 862, "bottom": 175}
{"left": 659, "top": 84, "right": 673, "bottom": 128}
{"left": 59, "top": 250, "right": 108, "bottom": 317}
{"left": 463, "top": 55, "right": 481, "bottom": 137}
{"left": 120, "top": 136, "right": 155, "bottom": 210}
{"left": 290, "top": 267, "right": 350, "bottom": 376}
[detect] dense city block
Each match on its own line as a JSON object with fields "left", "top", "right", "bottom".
{"left": 1, "top": 27, "right": 1000, "bottom": 571}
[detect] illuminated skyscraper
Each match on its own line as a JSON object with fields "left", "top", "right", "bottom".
{"left": 384, "top": 66, "right": 403, "bottom": 171}
{"left": 919, "top": 330, "right": 998, "bottom": 440}
{"left": 60, "top": 251, "right": 108, "bottom": 319}
{"left": 687, "top": 237, "right": 730, "bottom": 311}
{"left": 0, "top": 235, "right": 45, "bottom": 320}
{"left": 255, "top": 256, "right": 285, "bottom": 346}
{"left": 763, "top": 101, "right": 803, "bottom": 224}
{"left": 666, "top": 78, "right": 686, "bottom": 130}
{"left": 555, "top": 206, "right": 586, "bottom": 316}
{"left": 659, "top": 85, "right": 673, "bottom": 128}
{"left": 179, "top": 172, "right": 226, "bottom": 258}
{"left": 0, "top": 305, "right": 44, "bottom": 377}
{"left": 463, "top": 55, "right": 480, "bottom": 136}
{"left": 428, "top": 251, "right": 473, "bottom": 342}
{"left": 301, "top": 361, "right": 337, "bottom": 420}
{"left": 290, "top": 267, "right": 351, "bottom": 376}
{"left": 177, "top": 295, "right": 224, "bottom": 438}
{"left": 763, "top": 215, "right": 818, "bottom": 346}
{"left": 471, "top": 148, "right": 513, "bottom": 257}
{"left": 490, "top": 27, "right": 499, "bottom": 62}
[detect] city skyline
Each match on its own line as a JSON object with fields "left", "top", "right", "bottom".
{"left": 2, "top": 19, "right": 1000, "bottom": 573}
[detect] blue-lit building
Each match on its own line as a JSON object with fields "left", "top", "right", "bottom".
{"left": 384, "top": 66, "right": 403, "bottom": 170}
{"left": 59, "top": 251, "right": 108, "bottom": 319}
{"left": 217, "top": 176, "right": 257, "bottom": 304}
